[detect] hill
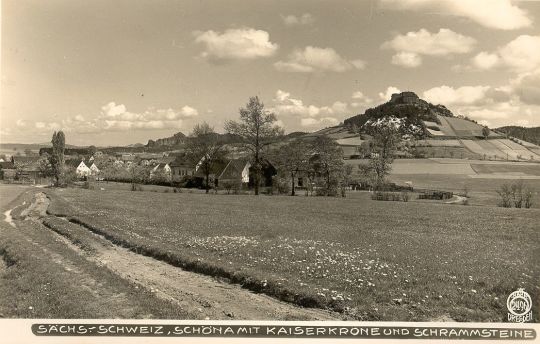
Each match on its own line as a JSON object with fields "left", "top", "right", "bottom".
{"left": 146, "top": 132, "right": 187, "bottom": 147}
{"left": 495, "top": 126, "right": 540, "bottom": 146}
{"left": 344, "top": 91, "right": 454, "bottom": 137}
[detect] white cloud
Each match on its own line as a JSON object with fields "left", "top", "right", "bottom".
{"left": 301, "top": 117, "right": 339, "bottom": 127}
{"left": 379, "top": 0, "right": 532, "bottom": 30}
{"left": 391, "top": 52, "right": 422, "bottom": 68}
{"left": 193, "top": 28, "right": 278, "bottom": 61}
{"left": 382, "top": 28, "right": 476, "bottom": 58}
{"left": 99, "top": 102, "right": 199, "bottom": 131}
{"left": 18, "top": 102, "right": 200, "bottom": 135}
{"left": 34, "top": 121, "right": 60, "bottom": 131}
{"left": 281, "top": 13, "right": 315, "bottom": 26}
{"left": 379, "top": 86, "right": 401, "bottom": 101}
{"left": 511, "top": 69, "right": 540, "bottom": 105}
{"left": 472, "top": 35, "right": 540, "bottom": 72}
{"left": 471, "top": 52, "right": 500, "bottom": 70}
{"left": 180, "top": 106, "right": 199, "bottom": 117}
{"left": 275, "top": 46, "right": 365, "bottom": 73}
{"left": 271, "top": 90, "right": 349, "bottom": 128}
{"left": 420, "top": 84, "right": 540, "bottom": 128}
{"left": 422, "top": 85, "right": 492, "bottom": 106}
{"left": 351, "top": 91, "right": 372, "bottom": 102}
{"left": 351, "top": 91, "right": 373, "bottom": 108}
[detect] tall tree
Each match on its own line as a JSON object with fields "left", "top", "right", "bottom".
{"left": 225, "top": 96, "right": 283, "bottom": 195}
{"left": 186, "top": 122, "right": 226, "bottom": 193}
{"left": 49, "top": 131, "right": 65, "bottom": 186}
{"left": 310, "top": 136, "right": 344, "bottom": 196}
{"left": 360, "top": 119, "right": 401, "bottom": 189}
{"left": 272, "top": 140, "right": 311, "bottom": 196}
{"left": 482, "top": 126, "right": 490, "bottom": 139}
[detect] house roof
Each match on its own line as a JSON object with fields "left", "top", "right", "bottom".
{"left": 65, "top": 159, "right": 86, "bottom": 168}
{"left": 217, "top": 158, "right": 250, "bottom": 180}
{"left": 169, "top": 157, "right": 193, "bottom": 168}
{"left": 11, "top": 156, "right": 40, "bottom": 164}
{"left": 0, "top": 161, "right": 15, "bottom": 169}
{"left": 152, "top": 162, "right": 170, "bottom": 171}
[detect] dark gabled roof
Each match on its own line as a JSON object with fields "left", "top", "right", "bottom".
{"left": 169, "top": 157, "right": 193, "bottom": 168}
{"left": 0, "top": 161, "right": 15, "bottom": 169}
{"left": 217, "top": 158, "right": 250, "bottom": 180}
{"left": 11, "top": 156, "right": 40, "bottom": 164}
{"left": 65, "top": 159, "right": 85, "bottom": 168}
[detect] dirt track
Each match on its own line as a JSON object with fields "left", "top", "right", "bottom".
{"left": 9, "top": 188, "right": 340, "bottom": 320}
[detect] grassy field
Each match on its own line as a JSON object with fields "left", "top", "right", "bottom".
{"left": 0, "top": 185, "right": 190, "bottom": 319}
{"left": 46, "top": 187, "right": 539, "bottom": 322}
{"left": 388, "top": 173, "right": 540, "bottom": 208}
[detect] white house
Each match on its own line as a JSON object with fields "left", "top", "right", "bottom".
{"left": 150, "top": 163, "right": 172, "bottom": 179}
{"left": 67, "top": 160, "right": 92, "bottom": 177}
{"left": 88, "top": 162, "right": 100, "bottom": 175}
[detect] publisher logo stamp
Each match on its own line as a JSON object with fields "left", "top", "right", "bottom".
{"left": 507, "top": 288, "right": 532, "bottom": 322}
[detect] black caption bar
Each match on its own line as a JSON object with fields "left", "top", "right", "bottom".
{"left": 31, "top": 324, "right": 537, "bottom": 340}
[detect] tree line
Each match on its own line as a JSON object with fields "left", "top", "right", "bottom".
{"left": 44, "top": 95, "right": 401, "bottom": 195}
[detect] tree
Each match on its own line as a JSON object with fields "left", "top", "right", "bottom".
{"left": 272, "top": 140, "right": 311, "bottom": 196}
{"left": 38, "top": 157, "right": 54, "bottom": 181}
{"left": 359, "top": 120, "right": 401, "bottom": 189}
{"left": 49, "top": 131, "right": 65, "bottom": 186}
{"left": 185, "top": 122, "right": 226, "bottom": 193}
{"left": 128, "top": 164, "right": 149, "bottom": 191}
{"left": 482, "top": 126, "right": 490, "bottom": 139}
{"left": 225, "top": 96, "right": 283, "bottom": 195}
{"left": 310, "top": 136, "right": 344, "bottom": 196}
{"left": 338, "top": 164, "right": 354, "bottom": 197}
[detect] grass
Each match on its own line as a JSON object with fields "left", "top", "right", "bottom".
{"left": 0, "top": 189, "right": 190, "bottom": 319}
{"left": 470, "top": 164, "right": 540, "bottom": 175}
{"left": 46, "top": 188, "right": 539, "bottom": 322}
{"left": 388, "top": 174, "right": 540, "bottom": 208}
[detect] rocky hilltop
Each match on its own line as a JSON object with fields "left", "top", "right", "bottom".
{"left": 146, "top": 132, "right": 187, "bottom": 147}
{"left": 344, "top": 91, "right": 454, "bottom": 134}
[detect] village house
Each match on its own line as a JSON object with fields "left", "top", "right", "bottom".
{"left": 0, "top": 161, "right": 17, "bottom": 181}
{"left": 216, "top": 158, "right": 276, "bottom": 188}
{"left": 88, "top": 161, "right": 100, "bottom": 175}
{"left": 150, "top": 162, "right": 172, "bottom": 180}
{"left": 169, "top": 158, "right": 194, "bottom": 179}
{"left": 66, "top": 159, "right": 91, "bottom": 177}
{"left": 11, "top": 156, "right": 44, "bottom": 184}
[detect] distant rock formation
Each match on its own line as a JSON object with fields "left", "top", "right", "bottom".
{"left": 344, "top": 91, "right": 454, "bottom": 132}
{"left": 146, "top": 132, "right": 187, "bottom": 147}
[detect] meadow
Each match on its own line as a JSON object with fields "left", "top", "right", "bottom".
{"left": 46, "top": 187, "right": 539, "bottom": 322}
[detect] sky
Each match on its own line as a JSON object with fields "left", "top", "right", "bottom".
{"left": 1, "top": 0, "right": 540, "bottom": 146}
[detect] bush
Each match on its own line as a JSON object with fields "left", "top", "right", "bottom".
{"left": 401, "top": 190, "right": 410, "bottom": 202}
{"left": 497, "top": 181, "right": 534, "bottom": 208}
{"left": 271, "top": 176, "right": 290, "bottom": 195}
{"left": 371, "top": 191, "right": 404, "bottom": 202}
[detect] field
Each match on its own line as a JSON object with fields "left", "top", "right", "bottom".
{"left": 41, "top": 187, "right": 539, "bottom": 322}
{"left": 0, "top": 185, "right": 189, "bottom": 319}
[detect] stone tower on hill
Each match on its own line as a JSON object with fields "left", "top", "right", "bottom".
{"left": 389, "top": 91, "right": 422, "bottom": 105}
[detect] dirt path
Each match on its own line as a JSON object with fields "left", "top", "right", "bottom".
{"left": 32, "top": 192, "right": 340, "bottom": 320}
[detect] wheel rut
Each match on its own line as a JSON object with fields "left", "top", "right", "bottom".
{"left": 32, "top": 193, "right": 340, "bottom": 321}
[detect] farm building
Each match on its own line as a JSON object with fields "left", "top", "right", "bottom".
{"left": 66, "top": 159, "right": 93, "bottom": 177}
{"left": 216, "top": 158, "right": 276, "bottom": 188}
{"left": 0, "top": 161, "right": 16, "bottom": 181}
{"left": 88, "top": 162, "right": 100, "bottom": 175}
{"left": 150, "top": 162, "right": 172, "bottom": 179}
{"left": 169, "top": 158, "right": 194, "bottom": 178}
{"left": 11, "top": 156, "right": 45, "bottom": 184}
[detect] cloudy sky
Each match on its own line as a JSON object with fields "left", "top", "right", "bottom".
{"left": 2, "top": 0, "right": 540, "bottom": 146}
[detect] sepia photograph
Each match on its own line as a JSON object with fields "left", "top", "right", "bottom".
{"left": 0, "top": 0, "right": 539, "bottom": 342}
